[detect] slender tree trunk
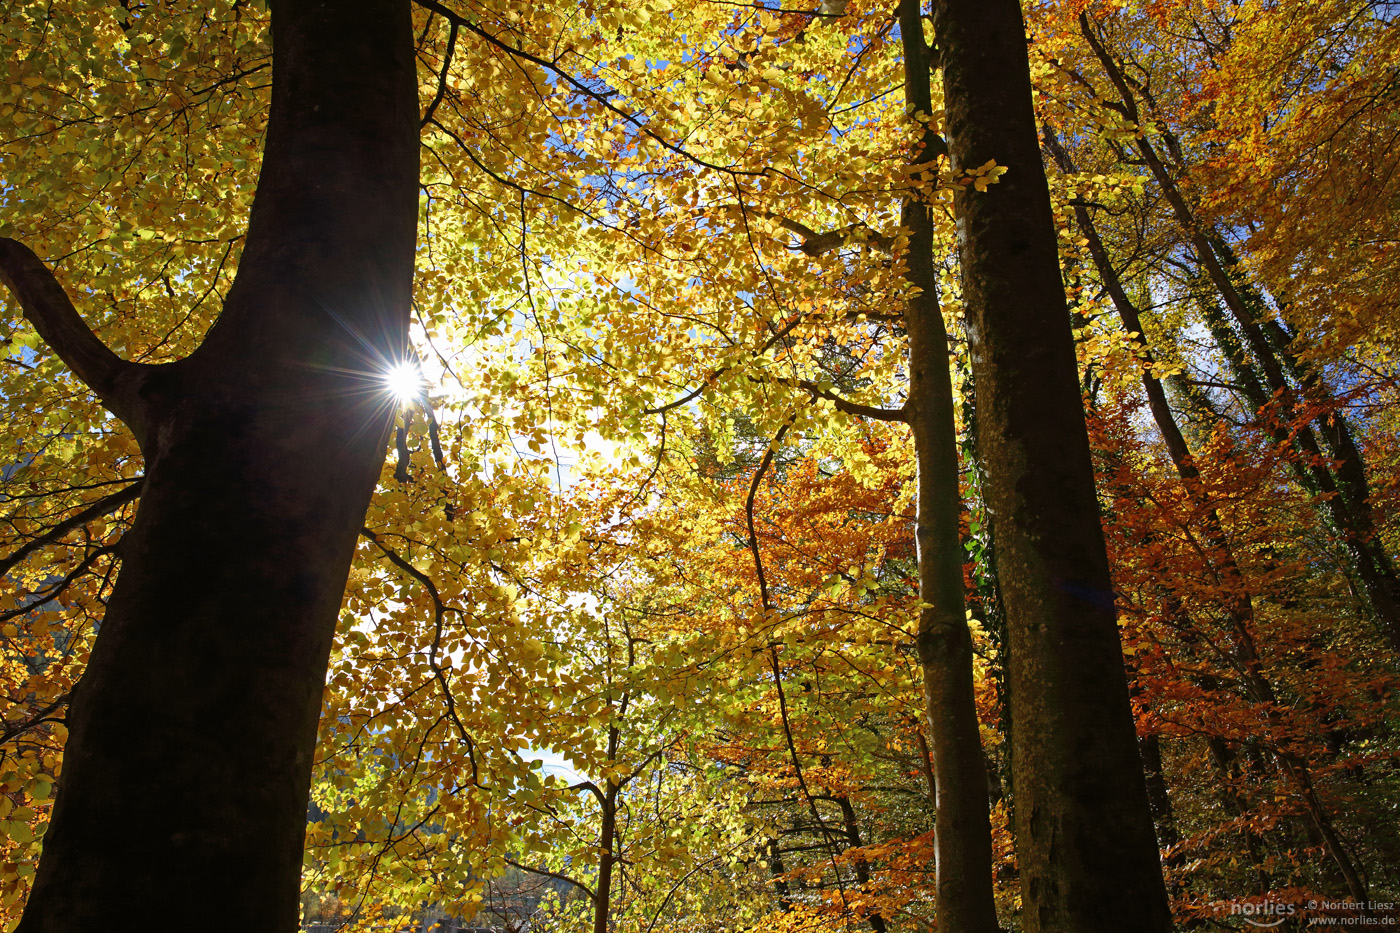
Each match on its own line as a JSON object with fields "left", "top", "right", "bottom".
{"left": 5, "top": 2, "right": 419, "bottom": 928}
{"left": 1206, "top": 737, "right": 1272, "bottom": 896}
{"left": 766, "top": 838, "right": 794, "bottom": 911}
{"left": 836, "top": 796, "right": 888, "bottom": 933}
{"left": 595, "top": 780, "right": 619, "bottom": 933}
{"left": 1080, "top": 13, "right": 1400, "bottom": 652}
{"left": 1053, "top": 139, "right": 1372, "bottom": 899}
{"left": 1137, "top": 733, "right": 1179, "bottom": 854}
{"left": 929, "top": 0, "right": 1172, "bottom": 929}
{"left": 896, "top": 4, "right": 1000, "bottom": 931}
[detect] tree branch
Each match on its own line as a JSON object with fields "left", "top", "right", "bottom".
{"left": 413, "top": 0, "right": 765, "bottom": 177}
{"left": 0, "top": 545, "right": 116, "bottom": 624}
{"left": 0, "top": 238, "right": 146, "bottom": 434}
{"left": 789, "top": 378, "right": 906, "bottom": 422}
{"left": 747, "top": 422, "right": 791, "bottom": 612}
{"left": 705, "top": 206, "right": 895, "bottom": 257}
{"left": 569, "top": 779, "right": 608, "bottom": 806}
{"left": 0, "top": 479, "right": 143, "bottom": 578}
{"left": 765, "top": 212, "right": 894, "bottom": 256}
{"left": 0, "top": 692, "right": 69, "bottom": 745}
{"left": 362, "top": 526, "right": 483, "bottom": 787}
{"left": 641, "top": 314, "right": 807, "bottom": 415}
{"left": 501, "top": 856, "right": 596, "bottom": 902}
{"left": 419, "top": 17, "right": 459, "bottom": 128}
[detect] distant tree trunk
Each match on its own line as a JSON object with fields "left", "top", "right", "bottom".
{"left": 835, "top": 795, "right": 887, "bottom": 933}
{"left": 4, "top": 2, "right": 419, "bottom": 929}
{"left": 1206, "top": 736, "right": 1272, "bottom": 896}
{"left": 896, "top": 3, "right": 1000, "bottom": 931}
{"left": 1137, "top": 733, "right": 1179, "bottom": 854}
{"left": 1051, "top": 129, "right": 1371, "bottom": 902}
{"left": 1080, "top": 12, "right": 1400, "bottom": 653}
{"left": 766, "top": 838, "right": 794, "bottom": 911}
{"left": 929, "top": 0, "right": 1172, "bottom": 929}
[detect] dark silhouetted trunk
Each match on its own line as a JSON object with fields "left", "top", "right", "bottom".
{"left": 897, "top": 2, "right": 1000, "bottom": 931}
{"left": 595, "top": 774, "right": 619, "bottom": 933}
{"left": 835, "top": 795, "right": 887, "bottom": 933}
{"left": 930, "top": 0, "right": 1172, "bottom": 929}
{"left": 766, "top": 839, "right": 794, "bottom": 911}
{"left": 1137, "top": 734, "right": 1179, "bottom": 854}
{"left": 4, "top": 2, "right": 419, "bottom": 929}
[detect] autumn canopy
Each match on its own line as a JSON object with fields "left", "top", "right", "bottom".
{"left": 1, "top": 0, "right": 1398, "bottom": 931}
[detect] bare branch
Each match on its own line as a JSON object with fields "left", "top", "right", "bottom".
{"left": 0, "top": 479, "right": 142, "bottom": 578}
{"left": 763, "top": 212, "right": 894, "bottom": 256}
{"left": 704, "top": 205, "right": 894, "bottom": 257}
{"left": 413, "top": 0, "right": 766, "bottom": 177}
{"left": 501, "top": 856, "right": 596, "bottom": 902}
{"left": 789, "top": 378, "right": 906, "bottom": 422}
{"left": 0, "top": 238, "right": 146, "bottom": 433}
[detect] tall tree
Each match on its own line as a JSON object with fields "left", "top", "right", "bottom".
{"left": 895, "top": 2, "right": 999, "bottom": 929}
{"left": 928, "top": 0, "right": 1172, "bottom": 928}
{"left": 0, "top": 0, "right": 419, "bottom": 927}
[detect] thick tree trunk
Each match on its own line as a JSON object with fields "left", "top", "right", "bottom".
{"left": 9, "top": 2, "right": 419, "bottom": 929}
{"left": 896, "top": 3, "right": 1000, "bottom": 931}
{"left": 929, "top": 0, "right": 1172, "bottom": 929}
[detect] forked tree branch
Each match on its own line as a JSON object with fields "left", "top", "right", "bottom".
{"left": 0, "top": 238, "right": 145, "bottom": 433}
{"left": 763, "top": 212, "right": 894, "bottom": 256}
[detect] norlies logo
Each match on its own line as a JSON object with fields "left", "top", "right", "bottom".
{"left": 1229, "top": 900, "right": 1298, "bottom": 927}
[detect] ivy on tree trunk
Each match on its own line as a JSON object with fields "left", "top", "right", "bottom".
{"left": 929, "top": 0, "right": 1173, "bottom": 928}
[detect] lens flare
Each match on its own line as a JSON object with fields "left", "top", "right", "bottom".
{"left": 384, "top": 362, "right": 424, "bottom": 404}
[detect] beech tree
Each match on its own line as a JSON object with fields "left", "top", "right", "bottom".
{"left": 5, "top": 0, "right": 1398, "bottom": 929}
{"left": 929, "top": 0, "right": 1172, "bottom": 929}
{"left": 2, "top": 0, "right": 418, "bottom": 927}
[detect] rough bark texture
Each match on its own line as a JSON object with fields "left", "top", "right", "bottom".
{"left": 929, "top": 0, "right": 1172, "bottom": 929}
{"left": 896, "top": 3, "right": 1000, "bottom": 931}
{"left": 12, "top": 2, "right": 419, "bottom": 928}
